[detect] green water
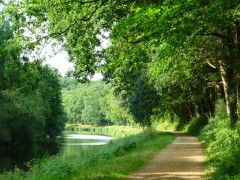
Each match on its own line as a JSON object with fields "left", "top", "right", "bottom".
{"left": 0, "top": 134, "right": 113, "bottom": 173}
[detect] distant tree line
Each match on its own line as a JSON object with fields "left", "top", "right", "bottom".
{"left": 61, "top": 78, "right": 133, "bottom": 126}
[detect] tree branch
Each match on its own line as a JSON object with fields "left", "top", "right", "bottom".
{"left": 46, "top": 1, "right": 105, "bottom": 38}
{"left": 204, "top": 61, "right": 217, "bottom": 69}
{"left": 205, "top": 61, "right": 217, "bottom": 69}
{"left": 122, "top": 35, "right": 142, "bottom": 44}
{"left": 201, "top": 32, "right": 226, "bottom": 39}
{"left": 47, "top": 0, "right": 97, "bottom": 8}
{"left": 63, "top": 0, "right": 96, "bottom": 4}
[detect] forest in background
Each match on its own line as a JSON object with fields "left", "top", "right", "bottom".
{"left": 61, "top": 78, "right": 134, "bottom": 126}
{"left": 1, "top": 0, "right": 240, "bottom": 179}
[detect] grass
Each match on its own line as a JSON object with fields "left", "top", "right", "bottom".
{"left": 0, "top": 130, "right": 175, "bottom": 180}
{"left": 70, "top": 131, "right": 175, "bottom": 179}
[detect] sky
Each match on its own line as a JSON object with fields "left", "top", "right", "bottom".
{"left": 43, "top": 51, "right": 73, "bottom": 76}
{"left": 43, "top": 49, "right": 103, "bottom": 80}
{"left": 43, "top": 31, "right": 110, "bottom": 80}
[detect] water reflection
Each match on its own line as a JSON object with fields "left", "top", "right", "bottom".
{"left": 60, "top": 134, "right": 113, "bottom": 146}
{"left": 0, "top": 134, "right": 113, "bottom": 173}
{"left": 61, "top": 142, "right": 108, "bottom": 145}
{"left": 0, "top": 142, "right": 59, "bottom": 172}
{"left": 64, "top": 134, "right": 113, "bottom": 140}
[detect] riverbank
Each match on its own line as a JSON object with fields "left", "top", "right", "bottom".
{"left": 64, "top": 124, "right": 143, "bottom": 137}
{"left": 0, "top": 129, "right": 175, "bottom": 180}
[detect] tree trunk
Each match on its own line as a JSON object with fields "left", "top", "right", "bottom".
{"left": 216, "top": 22, "right": 240, "bottom": 127}
{"left": 219, "top": 61, "right": 238, "bottom": 127}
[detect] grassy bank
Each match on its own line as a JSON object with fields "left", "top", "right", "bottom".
{"left": 64, "top": 124, "right": 143, "bottom": 138}
{"left": 0, "top": 130, "right": 175, "bottom": 180}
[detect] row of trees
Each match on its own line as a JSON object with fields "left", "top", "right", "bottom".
{"left": 61, "top": 78, "right": 133, "bottom": 125}
{"left": 0, "top": 23, "right": 65, "bottom": 144}
{"left": 102, "top": 0, "right": 239, "bottom": 127}
{"left": 3, "top": 0, "right": 240, "bottom": 127}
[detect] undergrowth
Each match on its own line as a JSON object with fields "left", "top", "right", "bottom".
{"left": 200, "top": 118, "right": 240, "bottom": 179}
{"left": 185, "top": 115, "right": 209, "bottom": 136}
{"left": 199, "top": 100, "right": 240, "bottom": 179}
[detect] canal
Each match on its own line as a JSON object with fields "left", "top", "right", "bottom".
{"left": 0, "top": 134, "right": 113, "bottom": 173}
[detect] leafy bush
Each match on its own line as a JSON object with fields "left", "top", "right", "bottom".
{"left": 185, "top": 115, "right": 209, "bottom": 136}
{"left": 0, "top": 128, "right": 11, "bottom": 143}
{"left": 200, "top": 118, "right": 240, "bottom": 179}
{"left": 152, "top": 115, "right": 179, "bottom": 131}
{"left": 0, "top": 90, "right": 46, "bottom": 143}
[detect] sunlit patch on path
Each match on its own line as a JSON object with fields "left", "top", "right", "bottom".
{"left": 128, "top": 132, "right": 205, "bottom": 179}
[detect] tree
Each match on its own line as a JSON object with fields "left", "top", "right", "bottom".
{"left": 127, "top": 73, "right": 160, "bottom": 127}
{"left": 106, "top": 89, "right": 134, "bottom": 126}
{"left": 60, "top": 77, "right": 78, "bottom": 90}
{"left": 38, "top": 66, "right": 66, "bottom": 138}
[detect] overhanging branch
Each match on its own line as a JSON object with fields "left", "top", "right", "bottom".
{"left": 47, "top": 0, "right": 97, "bottom": 8}
{"left": 205, "top": 61, "right": 217, "bottom": 69}
{"left": 63, "top": 0, "right": 96, "bottom": 4}
{"left": 46, "top": 1, "right": 105, "bottom": 38}
{"left": 200, "top": 32, "right": 226, "bottom": 39}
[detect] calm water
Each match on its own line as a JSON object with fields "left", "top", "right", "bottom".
{"left": 0, "top": 134, "right": 113, "bottom": 173}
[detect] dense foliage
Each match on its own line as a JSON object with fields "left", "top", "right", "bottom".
{"left": 201, "top": 118, "right": 240, "bottom": 179}
{"left": 0, "top": 23, "right": 65, "bottom": 144}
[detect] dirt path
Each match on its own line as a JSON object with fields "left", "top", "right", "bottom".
{"left": 128, "top": 132, "right": 205, "bottom": 180}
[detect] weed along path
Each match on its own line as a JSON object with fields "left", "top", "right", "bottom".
{"left": 128, "top": 132, "right": 205, "bottom": 180}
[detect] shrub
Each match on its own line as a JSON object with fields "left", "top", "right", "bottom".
{"left": 151, "top": 115, "right": 179, "bottom": 131}
{"left": 200, "top": 118, "right": 240, "bottom": 179}
{"left": 185, "top": 115, "right": 209, "bottom": 136}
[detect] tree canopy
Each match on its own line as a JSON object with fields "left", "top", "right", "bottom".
{"left": 2, "top": 0, "right": 240, "bottom": 126}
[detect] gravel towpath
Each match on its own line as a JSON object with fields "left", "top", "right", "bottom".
{"left": 128, "top": 132, "right": 205, "bottom": 180}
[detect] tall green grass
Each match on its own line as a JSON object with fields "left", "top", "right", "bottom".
{"left": 0, "top": 130, "right": 175, "bottom": 180}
